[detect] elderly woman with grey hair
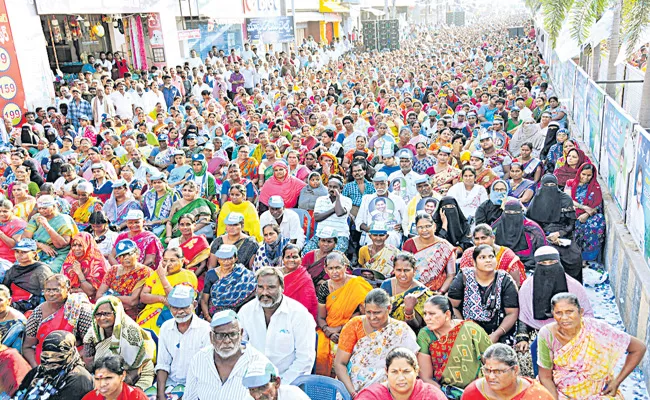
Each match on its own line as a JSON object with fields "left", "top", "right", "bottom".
{"left": 333, "top": 288, "right": 420, "bottom": 398}
{"left": 70, "top": 180, "right": 103, "bottom": 231}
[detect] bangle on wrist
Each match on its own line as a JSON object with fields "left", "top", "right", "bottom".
{"left": 498, "top": 326, "right": 507, "bottom": 336}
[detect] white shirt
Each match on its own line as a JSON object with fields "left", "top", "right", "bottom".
{"left": 184, "top": 345, "right": 270, "bottom": 400}
{"left": 156, "top": 316, "right": 212, "bottom": 386}
{"left": 259, "top": 209, "right": 305, "bottom": 248}
{"left": 446, "top": 182, "right": 488, "bottom": 219}
{"left": 388, "top": 169, "right": 425, "bottom": 204}
{"left": 242, "top": 67, "right": 255, "bottom": 89}
{"left": 356, "top": 193, "right": 408, "bottom": 247}
{"left": 238, "top": 296, "right": 316, "bottom": 384}
{"left": 109, "top": 91, "right": 134, "bottom": 119}
{"left": 242, "top": 49, "right": 255, "bottom": 62}
{"left": 145, "top": 89, "right": 167, "bottom": 112}
{"left": 313, "top": 195, "right": 352, "bottom": 238}
{"left": 278, "top": 385, "right": 310, "bottom": 399}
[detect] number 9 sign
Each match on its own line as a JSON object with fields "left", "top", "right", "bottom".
{"left": 3, "top": 102, "right": 21, "bottom": 126}
{"left": 0, "top": 47, "right": 9, "bottom": 72}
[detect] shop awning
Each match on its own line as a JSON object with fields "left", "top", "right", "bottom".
{"left": 362, "top": 8, "right": 385, "bottom": 16}
{"left": 320, "top": 0, "right": 350, "bottom": 13}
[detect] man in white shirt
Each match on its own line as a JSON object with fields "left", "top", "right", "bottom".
{"left": 156, "top": 286, "right": 211, "bottom": 399}
{"left": 388, "top": 149, "right": 424, "bottom": 204}
{"left": 187, "top": 49, "right": 203, "bottom": 70}
{"left": 242, "top": 360, "right": 310, "bottom": 399}
{"left": 242, "top": 61, "right": 255, "bottom": 94}
{"left": 109, "top": 82, "right": 134, "bottom": 119}
{"left": 238, "top": 267, "right": 316, "bottom": 384}
{"left": 259, "top": 196, "right": 305, "bottom": 248}
{"left": 184, "top": 310, "right": 271, "bottom": 400}
{"left": 241, "top": 43, "right": 255, "bottom": 62}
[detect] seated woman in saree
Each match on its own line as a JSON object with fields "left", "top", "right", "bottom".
{"left": 356, "top": 347, "right": 447, "bottom": 400}
{"left": 515, "top": 142, "right": 543, "bottom": 183}
{"left": 83, "top": 354, "right": 149, "bottom": 400}
{"left": 544, "top": 128, "right": 569, "bottom": 174}
{"left": 137, "top": 247, "right": 197, "bottom": 335}
{"left": 526, "top": 174, "right": 582, "bottom": 282}
{"left": 83, "top": 296, "right": 156, "bottom": 391}
{"left": 14, "top": 330, "right": 94, "bottom": 400}
{"left": 474, "top": 180, "right": 507, "bottom": 226}
{"left": 200, "top": 244, "right": 256, "bottom": 319}
{"left": 463, "top": 343, "right": 554, "bottom": 399}
{"left": 417, "top": 295, "right": 491, "bottom": 395}
{"left": 0, "top": 198, "right": 26, "bottom": 273}
{"left": 516, "top": 247, "right": 594, "bottom": 354}
{"left": 425, "top": 147, "right": 461, "bottom": 195}
{"left": 564, "top": 163, "right": 606, "bottom": 262}
{"left": 212, "top": 213, "right": 258, "bottom": 264}
{"left": 402, "top": 214, "right": 456, "bottom": 293}
{"left": 61, "top": 232, "right": 109, "bottom": 301}
{"left": 538, "top": 293, "right": 647, "bottom": 399}
{"left": 334, "top": 288, "right": 419, "bottom": 397}
{"left": 110, "top": 210, "right": 164, "bottom": 268}
{"left": 433, "top": 196, "right": 473, "bottom": 253}
{"left": 0, "top": 285, "right": 27, "bottom": 351}
{"left": 492, "top": 199, "right": 547, "bottom": 271}
{"left": 553, "top": 148, "right": 587, "bottom": 189}
{"left": 2, "top": 239, "right": 52, "bottom": 313}
{"left": 102, "top": 179, "right": 142, "bottom": 232}
{"left": 187, "top": 153, "right": 219, "bottom": 201}
{"left": 10, "top": 182, "right": 36, "bottom": 221}
{"left": 88, "top": 211, "right": 119, "bottom": 258}
{"left": 166, "top": 213, "right": 210, "bottom": 291}
{"left": 23, "top": 194, "right": 78, "bottom": 274}
{"left": 470, "top": 151, "right": 500, "bottom": 191}
{"left": 380, "top": 252, "right": 434, "bottom": 334}
{"left": 459, "top": 224, "right": 526, "bottom": 286}
{"left": 23, "top": 274, "right": 93, "bottom": 367}
{"left": 508, "top": 162, "right": 536, "bottom": 207}
{"left": 252, "top": 223, "right": 290, "bottom": 271}
{"left": 358, "top": 223, "right": 398, "bottom": 277}
{"left": 69, "top": 181, "right": 103, "bottom": 231}
{"left": 448, "top": 245, "right": 520, "bottom": 345}
{"left": 301, "top": 231, "right": 339, "bottom": 287}
{"left": 281, "top": 244, "right": 318, "bottom": 322}
{"left": 166, "top": 181, "right": 218, "bottom": 243}
{"left": 259, "top": 160, "right": 307, "bottom": 211}
{"left": 217, "top": 183, "right": 262, "bottom": 243}
{"left": 141, "top": 171, "right": 179, "bottom": 237}
{"left": 97, "top": 239, "right": 154, "bottom": 320}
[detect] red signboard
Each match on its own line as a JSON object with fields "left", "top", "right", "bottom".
{"left": 0, "top": 0, "right": 25, "bottom": 126}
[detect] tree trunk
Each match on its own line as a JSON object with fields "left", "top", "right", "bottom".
{"left": 638, "top": 66, "right": 650, "bottom": 128}
{"left": 592, "top": 42, "right": 601, "bottom": 81}
{"left": 606, "top": 3, "right": 621, "bottom": 98}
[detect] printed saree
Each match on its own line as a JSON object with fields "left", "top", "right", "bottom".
{"left": 407, "top": 240, "right": 455, "bottom": 291}
{"left": 167, "top": 198, "right": 218, "bottom": 239}
{"left": 207, "top": 264, "right": 256, "bottom": 315}
{"left": 26, "top": 213, "right": 79, "bottom": 273}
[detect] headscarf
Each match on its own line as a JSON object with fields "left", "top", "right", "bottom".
{"left": 61, "top": 232, "right": 109, "bottom": 292}
{"left": 263, "top": 233, "right": 290, "bottom": 267}
{"left": 553, "top": 148, "right": 586, "bottom": 187}
{"left": 532, "top": 246, "right": 568, "bottom": 320}
{"left": 433, "top": 196, "right": 470, "bottom": 246}
{"left": 46, "top": 154, "right": 64, "bottom": 183}
{"left": 566, "top": 163, "right": 602, "bottom": 216}
{"left": 13, "top": 331, "right": 86, "bottom": 400}
{"left": 555, "top": 139, "right": 579, "bottom": 169}
{"left": 259, "top": 161, "right": 307, "bottom": 208}
{"left": 489, "top": 179, "right": 508, "bottom": 205}
{"left": 509, "top": 118, "right": 542, "bottom": 156}
{"left": 526, "top": 174, "right": 563, "bottom": 223}
{"left": 319, "top": 152, "right": 343, "bottom": 184}
{"left": 23, "top": 159, "right": 44, "bottom": 187}
{"left": 189, "top": 157, "right": 218, "bottom": 198}
{"left": 298, "top": 171, "right": 328, "bottom": 210}
{"left": 492, "top": 198, "right": 528, "bottom": 252}
{"left": 541, "top": 123, "right": 560, "bottom": 158}
{"left": 84, "top": 296, "right": 155, "bottom": 369}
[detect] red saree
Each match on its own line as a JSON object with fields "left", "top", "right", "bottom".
{"left": 179, "top": 235, "right": 210, "bottom": 292}
{"left": 356, "top": 379, "right": 447, "bottom": 400}
{"left": 462, "top": 377, "right": 554, "bottom": 399}
{"left": 284, "top": 266, "right": 318, "bottom": 322}
{"left": 459, "top": 246, "right": 526, "bottom": 285}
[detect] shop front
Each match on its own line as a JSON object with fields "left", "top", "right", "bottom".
{"left": 319, "top": 0, "right": 349, "bottom": 43}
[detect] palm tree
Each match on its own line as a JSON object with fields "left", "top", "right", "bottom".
{"left": 528, "top": 0, "right": 650, "bottom": 127}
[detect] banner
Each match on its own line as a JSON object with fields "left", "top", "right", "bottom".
{"left": 146, "top": 13, "right": 166, "bottom": 69}
{"left": 245, "top": 16, "right": 295, "bottom": 43}
{"left": 572, "top": 68, "right": 589, "bottom": 142}
{"left": 585, "top": 80, "right": 605, "bottom": 166}
{"left": 0, "top": 0, "right": 26, "bottom": 127}
{"left": 600, "top": 97, "right": 635, "bottom": 212}
{"left": 561, "top": 60, "right": 576, "bottom": 114}
{"left": 627, "top": 125, "right": 650, "bottom": 265}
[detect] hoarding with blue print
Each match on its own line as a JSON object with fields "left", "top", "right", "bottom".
{"left": 626, "top": 125, "right": 650, "bottom": 266}
{"left": 585, "top": 80, "right": 605, "bottom": 166}
{"left": 245, "top": 16, "right": 295, "bottom": 43}
{"left": 572, "top": 68, "right": 588, "bottom": 142}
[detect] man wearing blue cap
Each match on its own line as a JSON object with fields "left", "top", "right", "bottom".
{"left": 355, "top": 171, "right": 408, "bottom": 247}
{"left": 155, "top": 286, "right": 211, "bottom": 399}
{"left": 184, "top": 310, "right": 271, "bottom": 400}
{"left": 242, "top": 360, "right": 309, "bottom": 399}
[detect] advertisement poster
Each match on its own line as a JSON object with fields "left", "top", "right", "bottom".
{"left": 561, "top": 60, "right": 576, "bottom": 114}
{"left": 572, "top": 68, "right": 588, "bottom": 142}
{"left": 585, "top": 81, "right": 605, "bottom": 166}
{"left": 627, "top": 125, "right": 650, "bottom": 266}
{"left": 600, "top": 97, "right": 635, "bottom": 212}
{"left": 146, "top": 13, "right": 166, "bottom": 69}
{"left": 0, "top": 0, "right": 26, "bottom": 127}
{"left": 245, "top": 16, "right": 295, "bottom": 43}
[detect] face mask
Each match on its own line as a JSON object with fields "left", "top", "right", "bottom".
{"left": 174, "top": 313, "right": 192, "bottom": 323}
{"left": 490, "top": 190, "right": 506, "bottom": 205}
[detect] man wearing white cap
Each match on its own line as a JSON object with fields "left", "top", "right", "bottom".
{"left": 184, "top": 310, "right": 271, "bottom": 400}
{"left": 242, "top": 360, "right": 310, "bottom": 399}
{"left": 259, "top": 196, "right": 305, "bottom": 249}
{"left": 238, "top": 267, "right": 316, "bottom": 384}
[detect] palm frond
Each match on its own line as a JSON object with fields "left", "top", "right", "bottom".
{"left": 621, "top": 0, "right": 650, "bottom": 56}
{"left": 542, "top": 0, "right": 575, "bottom": 47}
{"left": 526, "top": 0, "right": 543, "bottom": 15}
{"left": 569, "top": 0, "right": 599, "bottom": 44}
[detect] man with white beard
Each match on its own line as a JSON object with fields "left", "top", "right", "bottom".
{"left": 184, "top": 309, "right": 271, "bottom": 400}
{"left": 238, "top": 267, "right": 316, "bottom": 384}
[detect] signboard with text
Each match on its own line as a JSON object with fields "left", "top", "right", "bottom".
{"left": 627, "top": 125, "right": 650, "bottom": 266}
{"left": 0, "top": 0, "right": 26, "bottom": 127}
{"left": 178, "top": 29, "right": 201, "bottom": 41}
{"left": 245, "top": 17, "right": 295, "bottom": 43}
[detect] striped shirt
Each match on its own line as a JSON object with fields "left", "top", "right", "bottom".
{"left": 184, "top": 344, "right": 270, "bottom": 400}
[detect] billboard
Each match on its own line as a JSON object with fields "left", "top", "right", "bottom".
{"left": 0, "top": 0, "right": 26, "bottom": 127}
{"left": 627, "top": 125, "right": 650, "bottom": 266}
{"left": 245, "top": 16, "right": 295, "bottom": 43}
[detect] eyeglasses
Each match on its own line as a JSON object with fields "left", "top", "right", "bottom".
{"left": 481, "top": 366, "right": 514, "bottom": 376}
{"left": 94, "top": 311, "right": 115, "bottom": 319}
{"left": 44, "top": 288, "right": 63, "bottom": 293}
{"left": 212, "top": 331, "right": 240, "bottom": 341}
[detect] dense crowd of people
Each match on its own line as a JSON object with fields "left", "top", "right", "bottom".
{"left": 0, "top": 15, "right": 645, "bottom": 400}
